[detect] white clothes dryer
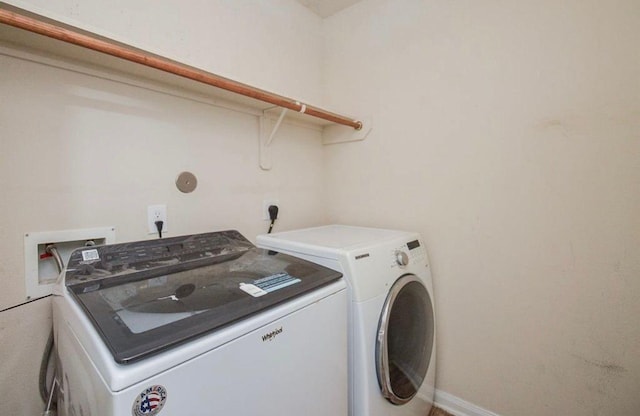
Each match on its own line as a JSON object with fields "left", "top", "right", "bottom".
{"left": 257, "top": 225, "right": 436, "bottom": 416}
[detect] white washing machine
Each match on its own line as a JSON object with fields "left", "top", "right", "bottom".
{"left": 258, "top": 225, "right": 436, "bottom": 416}
{"left": 52, "top": 230, "right": 347, "bottom": 416}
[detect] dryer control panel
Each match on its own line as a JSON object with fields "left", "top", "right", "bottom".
{"left": 390, "top": 239, "right": 427, "bottom": 268}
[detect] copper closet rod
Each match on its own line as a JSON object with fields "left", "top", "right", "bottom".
{"left": 0, "top": 8, "right": 363, "bottom": 130}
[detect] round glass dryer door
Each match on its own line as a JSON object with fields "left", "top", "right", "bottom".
{"left": 376, "top": 274, "right": 434, "bottom": 405}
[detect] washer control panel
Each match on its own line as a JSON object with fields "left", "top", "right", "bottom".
{"left": 390, "top": 239, "right": 426, "bottom": 268}
{"left": 65, "top": 230, "right": 254, "bottom": 287}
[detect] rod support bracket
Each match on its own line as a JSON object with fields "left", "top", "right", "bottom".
{"left": 259, "top": 108, "right": 288, "bottom": 170}
{"left": 322, "top": 117, "right": 372, "bottom": 145}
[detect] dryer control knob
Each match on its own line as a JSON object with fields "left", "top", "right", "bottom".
{"left": 395, "top": 251, "right": 409, "bottom": 266}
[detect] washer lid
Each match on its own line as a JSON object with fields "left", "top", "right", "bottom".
{"left": 64, "top": 231, "right": 342, "bottom": 364}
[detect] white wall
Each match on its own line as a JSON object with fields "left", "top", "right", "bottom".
{"left": 3, "top": 1, "right": 639, "bottom": 415}
{"left": 0, "top": 1, "right": 324, "bottom": 414}
{"left": 4, "top": 0, "right": 323, "bottom": 104}
{"left": 322, "top": 0, "right": 640, "bottom": 415}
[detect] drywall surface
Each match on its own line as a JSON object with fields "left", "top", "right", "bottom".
{"left": 2, "top": 0, "right": 323, "bottom": 104}
{"left": 323, "top": 0, "right": 640, "bottom": 415}
{"left": 0, "top": 1, "right": 325, "bottom": 414}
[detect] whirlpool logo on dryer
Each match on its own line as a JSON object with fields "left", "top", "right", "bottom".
{"left": 261, "top": 327, "right": 283, "bottom": 342}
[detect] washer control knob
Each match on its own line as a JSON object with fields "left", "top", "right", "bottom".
{"left": 395, "top": 251, "right": 409, "bottom": 266}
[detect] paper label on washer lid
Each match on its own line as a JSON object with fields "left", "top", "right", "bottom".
{"left": 239, "top": 283, "right": 268, "bottom": 297}
{"left": 253, "top": 272, "right": 301, "bottom": 293}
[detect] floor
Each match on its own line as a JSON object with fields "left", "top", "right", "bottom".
{"left": 429, "top": 407, "right": 455, "bottom": 416}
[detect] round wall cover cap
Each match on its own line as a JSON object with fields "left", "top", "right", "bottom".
{"left": 176, "top": 171, "right": 197, "bottom": 193}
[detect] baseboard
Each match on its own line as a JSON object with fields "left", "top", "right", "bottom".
{"left": 434, "top": 389, "right": 502, "bottom": 416}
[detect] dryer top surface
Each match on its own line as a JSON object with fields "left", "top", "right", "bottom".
{"left": 258, "top": 225, "right": 417, "bottom": 258}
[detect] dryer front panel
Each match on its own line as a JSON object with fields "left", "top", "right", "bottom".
{"left": 375, "top": 274, "right": 435, "bottom": 405}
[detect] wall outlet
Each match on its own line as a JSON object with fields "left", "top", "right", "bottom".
{"left": 148, "top": 204, "right": 168, "bottom": 234}
{"left": 263, "top": 199, "right": 279, "bottom": 220}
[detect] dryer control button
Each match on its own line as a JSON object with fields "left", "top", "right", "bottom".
{"left": 395, "top": 251, "right": 409, "bottom": 266}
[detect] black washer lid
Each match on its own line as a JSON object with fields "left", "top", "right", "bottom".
{"left": 65, "top": 231, "right": 342, "bottom": 364}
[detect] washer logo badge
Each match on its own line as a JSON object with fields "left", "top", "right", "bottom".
{"left": 132, "top": 385, "right": 167, "bottom": 416}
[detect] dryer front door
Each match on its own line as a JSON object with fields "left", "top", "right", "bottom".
{"left": 375, "top": 274, "right": 434, "bottom": 405}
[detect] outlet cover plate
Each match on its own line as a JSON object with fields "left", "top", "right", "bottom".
{"left": 262, "top": 199, "right": 279, "bottom": 220}
{"left": 147, "top": 204, "right": 168, "bottom": 234}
